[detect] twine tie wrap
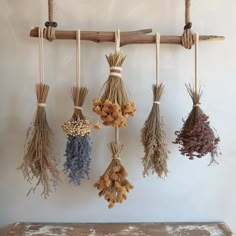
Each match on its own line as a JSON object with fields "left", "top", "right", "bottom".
{"left": 154, "top": 101, "right": 160, "bottom": 105}
{"left": 38, "top": 103, "right": 46, "bottom": 107}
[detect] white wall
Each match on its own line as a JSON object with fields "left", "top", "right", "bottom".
{"left": 1, "top": 0, "right": 236, "bottom": 233}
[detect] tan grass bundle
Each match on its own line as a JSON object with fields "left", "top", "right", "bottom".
{"left": 93, "top": 31, "right": 136, "bottom": 128}
{"left": 141, "top": 84, "right": 169, "bottom": 177}
{"left": 20, "top": 83, "right": 60, "bottom": 198}
{"left": 141, "top": 34, "right": 169, "bottom": 178}
{"left": 94, "top": 141, "right": 134, "bottom": 208}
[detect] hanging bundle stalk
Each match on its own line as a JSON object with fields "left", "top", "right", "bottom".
{"left": 61, "top": 30, "right": 92, "bottom": 185}
{"left": 93, "top": 29, "right": 136, "bottom": 128}
{"left": 141, "top": 34, "right": 169, "bottom": 177}
{"left": 174, "top": 33, "right": 220, "bottom": 164}
{"left": 94, "top": 141, "right": 134, "bottom": 208}
{"left": 94, "top": 30, "right": 134, "bottom": 208}
{"left": 19, "top": 28, "right": 59, "bottom": 198}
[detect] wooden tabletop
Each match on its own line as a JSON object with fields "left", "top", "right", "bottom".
{"left": 8, "top": 222, "right": 233, "bottom": 236}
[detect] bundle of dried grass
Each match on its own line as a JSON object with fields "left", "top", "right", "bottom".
{"left": 94, "top": 141, "right": 134, "bottom": 208}
{"left": 174, "top": 33, "right": 220, "bottom": 164}
{"left": 61, "top": 30, "right": 92, "bottom": 185}
{"left": 19, "top": 28, "right": 59, "bottom": 198}
{"left": 174, "top": 85, "right": 220, "bottom": 163}
{"left": 141, "top": 34, "right": 169, "bottom": 178}
{"left": 93, "top": 30, "right": 136, "bottom": 128}
{"left": 141, "top": 84, "right": 169, "bottom": 177}
{"left": 20, "top": 83, "right": 60, "bottom": 198}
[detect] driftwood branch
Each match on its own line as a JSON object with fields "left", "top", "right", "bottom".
{"left": 30, "top": 27, "right": 225, "bottom": 46}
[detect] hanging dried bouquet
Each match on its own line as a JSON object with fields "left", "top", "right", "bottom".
{"left": 93, "top": 30, "right": 136, "bottom": 128}
{"left": 174, "top": 33, "right": 220, "bottom": 164}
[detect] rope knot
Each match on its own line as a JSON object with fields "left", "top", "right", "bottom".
{"left": 182, "top": 29, "right": 194, "bottom": 49}
{"left": 44, "top": 0, "right": 57, "bottom": 42}
{"left": 184, "top": 22, "right": 192, "bottom": 30}
{"left": 44, "top": 27, "right": 56, "bottom": 42}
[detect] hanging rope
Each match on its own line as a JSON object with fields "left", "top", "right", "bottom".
{"left": 39, "top": 28, "right": 45, "bottom": 84}
{"left": 44, "top": 0, "right": 57, "bottom": 42}
{"left": 155, "top": 33, "right": 160, "bottom": 87}
{"left": 115, "top": 29, "right": 121, "bottom": 145}
{"left": 194, "top": 33, "right": 199, "bottom": 93}
{"left": 182, "top": 0, "right": 193, "bottom": 49}
{"left": 76, "top": 30, "right": 81, "bottom": 88}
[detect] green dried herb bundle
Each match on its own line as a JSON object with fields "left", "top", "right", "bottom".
{"left": 93, "top": 51, "right": 136, "bottom": 128}
{"left": 94, "top": 141, "right": 134, "bottom": 208}
{"left": 141, "top": 84, "right": 169, "bottom": 177}
{"left": 174, "top": 85, "right": 220, "bottom": 164}
{"left": 20, "top": 83, "right": 60, "bottom": 198}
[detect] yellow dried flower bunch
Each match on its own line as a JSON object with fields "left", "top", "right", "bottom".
{"left": 62, "top": 119, "right": 91, "bottom": 137}
{"left": 93, "top": 99, "right": 136, "bottom": 128}
{"left": 94, "top": 142, "right": 134, "bottom": 208}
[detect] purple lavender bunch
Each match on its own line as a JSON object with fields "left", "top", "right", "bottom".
{"left": 64, "top": 135, "right": 92, "bottom": 185}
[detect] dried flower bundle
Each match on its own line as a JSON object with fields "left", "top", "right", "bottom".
{"left": 174, "top": 85, "right": 220, "bottom": 163}
{"left": 20, "top": 83, "right": 60, "bottom": 198}
{"left": 62, "top": 86, "right": 92, "bottom": 185}
{"left": 94, "top": 142, "right": 134, "bottom": 208}
{"left": 64, "top": 135, "right": 92, "bottom": 185}
{"left": 141, "top": 84, "right": 169, "bottom": 177}
{"left": 93, "top": 51, "right": 136, "bottom": 128}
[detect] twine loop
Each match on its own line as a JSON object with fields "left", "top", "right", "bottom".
{"left": 113, "top": 154, "right": 121, "bottom": 160}
{"left": 154, "top": 101, "right": 160, "bottom": 105}
{"left": 74, "top": 106, "right": 82, "bottom": 110}
{"left": 115, "top": 29, "right": 121, "bottom": 52}
{"left": 109, "top": 72, "right": 122, "bottom": 78}
{"left": 38, "top": 103, "right": 46, "bottom": 107}
{"left": 193, "top": 103, "right": 200, "bottom": 108}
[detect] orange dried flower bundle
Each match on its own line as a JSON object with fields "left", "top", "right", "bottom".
{"left": 94, "top": 142, "right": 134, "bottom": 208}
{"left": 93, "top": 50, "right": 136, "bottom": 128}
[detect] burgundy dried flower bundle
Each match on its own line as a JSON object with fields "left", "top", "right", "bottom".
{"left": 174, "top": 33, "right": 220, "bottom": 164}
{"left": 141, "top": 34, "right": 169, "bottom": 177}
{"left": 19, "top": 28, "right": 60, "bottom": 198}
